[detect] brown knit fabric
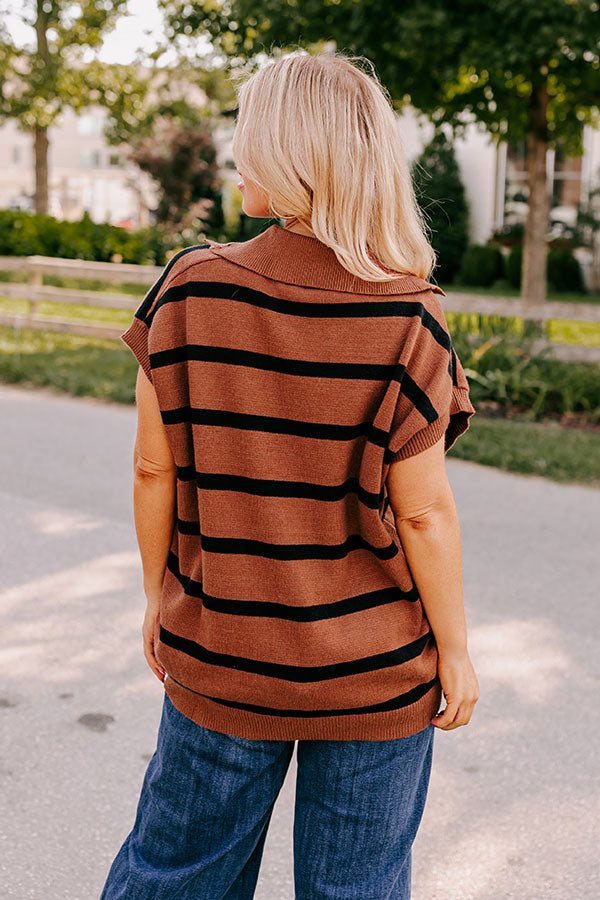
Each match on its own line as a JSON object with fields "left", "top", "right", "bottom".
{"left": 121, "top": 223, "right": 475, "bottom": 740}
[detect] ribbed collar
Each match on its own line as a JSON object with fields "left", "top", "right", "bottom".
{"left": 208, "top": 223, "right": 445, "bottom": 296}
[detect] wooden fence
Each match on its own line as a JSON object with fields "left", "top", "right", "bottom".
{"left": 0, "top": 254, "right": 599, "bottom": 363}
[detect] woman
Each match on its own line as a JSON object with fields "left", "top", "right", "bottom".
{"left": 100, "top": 51, "right": 479, "bottom": 900}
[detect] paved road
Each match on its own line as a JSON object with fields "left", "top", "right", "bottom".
{"left": 1, "top": 381, "right": 598, "bottom": 900}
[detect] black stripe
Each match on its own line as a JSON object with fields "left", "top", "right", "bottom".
{"left": 162, "top": 405, "right": 372, "bottom": 439}
{"left": 395, "top": 372, "right": 438, "bottom": 424}
{"left": 160, "top": 625, "right": 433, "bottom": 681}
{"left": 166, "top": 550, "right": 418, "bottom": 619}
{"left": 176, "top": 467, "right": 383, "bottom": 509}
{"left": 175, "top": 523, "right": 399, "bottom": 561}
{"left": 161, "top": 401, "right": 436, "bottom": 443}
{"left": 150, "top": 343, "right": 400, "bottom": 381}
{"left": 136, "top": 244, "right": 211, "bottom": 321}
{"left": 450, "top": 346, "right": 458, "bottom": 386}
{"left": 165, "top": 672, "right": 439, "bottom": 717}
{"left": 145, "top": 279, "right": 452, "bottom": 353}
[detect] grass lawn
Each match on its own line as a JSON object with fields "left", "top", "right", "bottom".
{"left": 445, "top": 279, "right": 600, "bottom": 305}
{"left": 0, "top": 323, "right": 598, "bottom": 487}
{"left": 448, "top": 415, "right": 600, "bottom": 486}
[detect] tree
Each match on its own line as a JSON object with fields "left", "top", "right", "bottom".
{"left": 412, "top": 132, "right": 470, "bottom": 284}
{"left": 127, "top": 116, "right": 224, "bottom": 237}
{"left": 89, "top": 58, "right": 234, "bottom": 238}
{"left": 0, "top": 0, "right": 128, "bottom": 215}
{"left": 160, "top": 0, "right": 600, "bottom": 304}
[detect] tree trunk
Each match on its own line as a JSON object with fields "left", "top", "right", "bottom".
{"left": 34, "top": 0, "right": 50, "bottom": 216}
{"left": 34, "top": 125, "right": 49, "bottom": 215}
{"left": 521, "top": 81, "right": 550, "bottom": 309}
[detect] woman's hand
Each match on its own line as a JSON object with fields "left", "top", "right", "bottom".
{"left": 142, "top": 590, "right": 166, "bottom": 683}
{"left": 431, "top": 649, "right": 479, "bottom": 730}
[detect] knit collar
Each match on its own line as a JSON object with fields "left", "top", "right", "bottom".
{"left": 208, "top": 223, "right": 445, "bottom": 296}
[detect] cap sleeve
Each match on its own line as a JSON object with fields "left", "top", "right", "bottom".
{"left": 121, "top": 244, "right": 212, "bottom": 384}
{"left": 386, "top": 293, "right": 475, "bottom": 463}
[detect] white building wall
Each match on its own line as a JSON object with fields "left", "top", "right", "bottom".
{"left": 0, "top": 107, "right": 155, "bottom": 226}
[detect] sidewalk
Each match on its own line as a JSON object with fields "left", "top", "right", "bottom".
{"left": 0, "top": 381, "right": 598, "bottom": 899}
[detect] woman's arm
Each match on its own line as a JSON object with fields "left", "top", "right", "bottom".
{"left": 386, "top": 436, "right": 479, "bottom": 730}
{"left": 131, "top": 366, "right": 177, "bottom": 682}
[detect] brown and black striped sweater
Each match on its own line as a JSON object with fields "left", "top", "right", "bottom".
{"left": 121, "top": 223, "right": 475, "bottom": 741}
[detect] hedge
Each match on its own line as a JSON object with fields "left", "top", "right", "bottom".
{"left": 0, "top": 210, "right": 171, "bottom": 266}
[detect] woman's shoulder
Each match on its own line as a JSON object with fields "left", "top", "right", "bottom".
{"left": 162, "top": 241, "right": 223, "bottom": 282}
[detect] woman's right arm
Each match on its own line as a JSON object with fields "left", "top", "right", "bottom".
{"left": 386, "top": 435, "right": 479, "bottom": 730}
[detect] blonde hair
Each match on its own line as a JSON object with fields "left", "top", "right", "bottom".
{"left": 230, "top": 50, "right": 437, "bottom": 283}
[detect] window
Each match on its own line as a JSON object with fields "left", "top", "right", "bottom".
{"left": 80, "top": 149, "right": 101, "bottom": 168}
{"left": 503, "top": 139, "right": 583, "bottom": 227}
{"left": 503, "top": 139, "right": 529, "bottom": 225}
{"left": 551, "top": 143, "right": 582, "bottom": 211}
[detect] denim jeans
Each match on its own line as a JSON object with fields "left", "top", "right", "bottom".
{"left": 99, "top": 691, "right": 435, "bottom": 900}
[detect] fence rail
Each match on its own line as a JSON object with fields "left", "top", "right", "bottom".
{"left": 0, "top": 255, "right": 599, "bottom": 363}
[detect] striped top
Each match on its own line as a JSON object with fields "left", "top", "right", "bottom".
{"left": 121, "top": 223, "right": 475, "bottom": 741}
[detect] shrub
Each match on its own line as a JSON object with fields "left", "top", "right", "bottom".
{"left": 447, "top": 311, "right": 600, "bottom": 423}
{"left": 0, "top": 209, "right": 174, "bottom": 265}
{"left": 458, "top": 243, "right": 505, "bottom": 287}
{"left": 506, "top": 244, "right": 522, "bottom": 288}
{"left": 547, "top": 247, "right": 585, "bottom": 293}
{"left": 411, "top": 132, "right": 470, "bottom": 284}
{"left": 504, "top": 242, "right": 585, "bottom": 293}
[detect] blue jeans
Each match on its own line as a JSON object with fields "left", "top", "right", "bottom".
{"left": 100, "top": 691, "right": 435, "bottom": 899}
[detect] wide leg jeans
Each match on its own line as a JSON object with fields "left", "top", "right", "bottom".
{"left": 99, "top": 691, "right": 435, "bottom": 900}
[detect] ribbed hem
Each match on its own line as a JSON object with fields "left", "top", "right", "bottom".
{"left": 162, "top": 674, "right": 442, "bottom": 741}
{"left": 388, "top": 413, "right": 450, "bottom": 463}
{"left": 388, "top": 387, "right": 476, "bottom": 463}
{"left": 121, "top": 317, "right": 153, "bottom": 384}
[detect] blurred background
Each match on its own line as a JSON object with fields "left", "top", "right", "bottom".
{"left": 0, "top": 0, "right": 598, "bottom": 477}
{"left": 0, "top": 3, "right": 599, "bottom": 899}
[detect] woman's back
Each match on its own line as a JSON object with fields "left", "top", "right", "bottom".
{"left": 122, "top": 222, "right": 474, "bottom": 742}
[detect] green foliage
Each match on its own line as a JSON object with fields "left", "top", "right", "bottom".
{"left": 127, "top": 119, "right": 224, "bottom": 236}
{"left": 411, "top": 132, "right": 470, "bottom": 284}
{"left": 160, "top": 1, "right": 600, "bottom": 156}
{"left": 491, "top": 222, "right": 525, "bottom": 244}
{"left": 505, "top": 243, "right": 584, "bottom": 292}
{"left": 96, "top": 62, "right": 238, "bottom": 147}
{"left": 0, "top": 1, "right": 129, "bottom": 130}
{"left": 447, "top": 312, "right": 600, "bottom": 423}
{"left": 506, "top": 244, "right": 523, "bottom": 288}
{"left": 0, "top": 209, "right": 172, "bottom": 265}
{"left": 547, "top": 247, "right": 585, "bottom": 294}
{"left": 458, "top": 243, "right": 505, "bottom": 287}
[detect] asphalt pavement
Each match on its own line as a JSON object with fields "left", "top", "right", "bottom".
{"left": 1, "top": 381, "right": 598, "bottom": 900}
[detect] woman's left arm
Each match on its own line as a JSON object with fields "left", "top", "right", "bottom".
{"left": 131, "top": 366, "right": 177, "bottom": 682}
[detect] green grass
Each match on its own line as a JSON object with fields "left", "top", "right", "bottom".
{"left": 444, "top": 309, "right": 600, "bottom": 349}
{"left": 0, "top": 295, "right": 134, "bottom": 327}
{"left": 0, "top": 325, "right": 137, "bottom": 403}
{"left": 0, "top": 269, "right": 148, "bottom": 295}
{"left": 448, "top": 414, "right": 600, "bottom": 486}
{"left": 547, "top": 319, "right": 600, "bottom": 347}
{"left": 0, "top": 323, "right": 598, "bottom": 486}
{"left": 447, "top": 278, "right": 600, "bottom": 305}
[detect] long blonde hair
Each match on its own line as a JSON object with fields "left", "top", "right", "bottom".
{"left": 230, "top": 50, "right": 437, "bottom": 283}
